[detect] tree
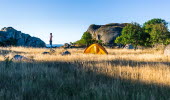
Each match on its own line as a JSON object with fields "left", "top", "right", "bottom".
{"left": 143, "top": 18, "right": 168, "bottom": 33}
{"left": 81, "top": 32, "right": 93, "bottom": 46}
{"left": 115, "top": 22, "right": 148, "bottom": 49}
{"left": 149, "top": 24, "right": 170, "bottom": 45}
{"left": 143, "top": 18, "right": 170, "bottom": 46}
{"left": 75, "top": 32, "right": 93, "bottom": 46}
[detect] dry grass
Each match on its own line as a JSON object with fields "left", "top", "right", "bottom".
{"left": 0, "top": 47, "right": 170, "bottom": 100}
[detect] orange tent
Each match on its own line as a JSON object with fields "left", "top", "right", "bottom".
{"left": 84, "top": 43, "right": 108, "bottom": 54}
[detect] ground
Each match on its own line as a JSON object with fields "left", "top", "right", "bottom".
{"left": 0, "top": 47, "right": 170, "bottom": 100}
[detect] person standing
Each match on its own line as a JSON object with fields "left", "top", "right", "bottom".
{"left": 50, "top": 33, "right": 53, "bottom": 48}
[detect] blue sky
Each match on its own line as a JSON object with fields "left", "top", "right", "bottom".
{"left": 0, "top": 0, "right": 170, "bottom": 44}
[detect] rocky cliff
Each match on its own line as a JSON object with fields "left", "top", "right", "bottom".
{"left": 0, "top": 27, "right": 46, "bottom": 47}
{"left": 87, "top": 23, "right": 128, "bottom": 44}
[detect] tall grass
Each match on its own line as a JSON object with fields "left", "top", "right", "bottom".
{"left": 0, "top": 47, "right": 170, "bottom": 100}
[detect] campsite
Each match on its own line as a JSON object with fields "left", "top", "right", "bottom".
{"left": 1, "top": 0, "right": 170, "bottom": 100}
{"left": 0, "top": 46, "right": 170, "bottom": 99}
{"left": 0, "top": 20, "right": 170, "bottom": 100}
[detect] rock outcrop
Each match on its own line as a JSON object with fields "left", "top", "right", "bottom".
{"left": 0, "top": 27, "right": 46, "bottom": 47}
{"left": 87, "top": 23, "right": 128, "bottom": 44}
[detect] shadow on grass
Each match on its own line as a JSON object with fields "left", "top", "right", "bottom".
{"left": 77, "top": 59, "right": 170, "bottom": 67}
{"left": 0, "top": 60, "right": 170, "bottom": 100}
{"left": 106, "top": 59, "right": 170, "bottom": 67}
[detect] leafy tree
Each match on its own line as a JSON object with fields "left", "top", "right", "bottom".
{"left": 75, "top": 32, "right": 93, "bottom": 46}
{"left": 143, "top": 18, "right": 168, "bottom": 33}
{"left": 149, "top": 24, "right": 170, "bottom": 45}
{"left": 81, "top": 32, "right": 93, "bottom": 46}
{"left": 115, "top": 22, "right": 148, "bottom": 49}
{"left": 143, "top": 18, "right": 170, "bottom": 46}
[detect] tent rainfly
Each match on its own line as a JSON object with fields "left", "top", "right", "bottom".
{"left": 84, "top": 43, "right": 108, "bottom": 54}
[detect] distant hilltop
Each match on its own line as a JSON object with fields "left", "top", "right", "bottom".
{"left": 87, "top": 23, "right": 129, "bottom": 44}
{"left": 0, "top": 27, "right": 46, "bottom": 47}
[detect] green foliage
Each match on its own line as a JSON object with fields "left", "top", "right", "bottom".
{"left": 149, "top": 24, "right": 170, "bottom": 45}
{"left": 143, "top": 18, "right": 168, "bottom": 33}
{"left": 74, "top": 40, "right": 85, "bottom": 45}
{"left": 164, "top": 38, "right": 170, "bottom": 45}
{"left": 75, "top": 32, "right": 93, "bottom": 46}
{"left": 115, "top": 22, "right": 148, "bottom": 49}
{"left": 143, "top": 18, "right": 168, "bottom": 28}
{"left": 116, "top": 18, "right": 170, "bottom": 48}
{"left": 143, "top": 18, "right": 170, "bottom": 46}
{"left": 97, "top": 40, "right": 103, "bottom": 44}
{"left": 81, "top": 32, "right": 92, "bottom": 45}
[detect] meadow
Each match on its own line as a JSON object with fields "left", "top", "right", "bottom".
{"left": 0, "top": 47, "right": 170, "bottom": 100}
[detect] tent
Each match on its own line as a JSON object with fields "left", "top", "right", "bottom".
{"left": 84, "top": 43, "right": 108, "bottom": 54}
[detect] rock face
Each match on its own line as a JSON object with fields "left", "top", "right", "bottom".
{"left": 87, "top": 23, "right": 128, "bottom": 44}
{"left": 0, "top": 27, "right": 46, "bottom": 47}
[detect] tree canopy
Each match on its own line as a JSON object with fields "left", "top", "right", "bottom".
{"left": 143, "top": 18, "right": 168, "bottom": 33}
{"left": 149, "top": 24, "right": 170, "bottom": 45}
{"left": 115, "top": 18, "right": 170, "bottom": 48}
{"left": 143, "top": 18, "right": 168, "bottom": 28}
{"left": 115, "top": 22, "right": 148, "bottom": 49}
{"left": 143, "top": 18, "right": 170, "bottom": 46}
{"left": 75, "top": 32, "right": 93, "bottom": 46}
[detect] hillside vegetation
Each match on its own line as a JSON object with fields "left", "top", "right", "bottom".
{"left": 0, "top": 47, "right": 170, "bottom": 100}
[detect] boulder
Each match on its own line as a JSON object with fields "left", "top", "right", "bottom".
{"left": 42, "top": 52, "right": 50, "bottom": 55}
{"left": 64, "top": 43, "right": 71, "bottom": 48}
{"left": 0, "top": 27, "right": 46, "bottom": 47}
{"left": 61, "top": 51, "right": 71, "bottom": 56}
{"left": 164, "top": 44, "right": 170, "bottom": 55}
{"left": 13, "top": 55, "right": 34, "bottom": 62}
{"left": 87, "top": 23, "right": 128, "bottom": 44}
{"left": 124, "top": 44, "right": 134, "bottom": 49}
{"left": 50, "top": 49, "right": 56, "bottom": 53}
{"left": 42, "top": 49, "right": 56, "bottom": 55}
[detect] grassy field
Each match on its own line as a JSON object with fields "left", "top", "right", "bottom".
{"left": 0, "top": 47, "right": 170, "bottom": 100}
